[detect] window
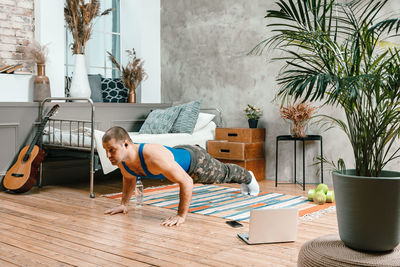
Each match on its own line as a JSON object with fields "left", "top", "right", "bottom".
{"left": 65, "top": 0, "right": 121, "bottom": 78}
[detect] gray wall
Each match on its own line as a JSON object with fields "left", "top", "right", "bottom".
{"left": 161, "top": 0, "right": 400, "bottom": 185}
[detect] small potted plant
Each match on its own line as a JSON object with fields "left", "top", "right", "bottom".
{"left": 244, "top": 104, "right": 262, "bottom": 128}
{"left": 107, "top": 48, "right": 147, "bottom": 103}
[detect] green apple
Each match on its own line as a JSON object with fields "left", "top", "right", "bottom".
{"left": 313, "top": 190, "right": 326, "bottom": 205}
{"left": 315, "top": 183, "right": 329, "bottom": 194}
{"left": 326, "top": 190, "right": 335, "bottom": 203}
{"left": 308, "top": 189, "right": 315, "bottom": 201}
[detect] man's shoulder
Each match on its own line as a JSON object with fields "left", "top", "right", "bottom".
{"left": 143, "top": 143, "right": 169, "bottom": 156}
{"left": 143, "top": 144, "right": 174, "bottom": 166}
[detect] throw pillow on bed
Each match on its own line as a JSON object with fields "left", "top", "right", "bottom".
{"left": 101, "top": 78, "right": 129, "bottom": 103}
{"left": 170, "top": 100, "right": 201, "bottom": 134}
{"left": 193, "top": 112, "right": 216, "bottom": 132}
{"left": 139, "top": 106, "right": 182, "bottom": 134}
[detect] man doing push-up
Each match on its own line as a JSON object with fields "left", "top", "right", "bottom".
{"left": 102, "top": 126, "right": 259, "bottom": 226}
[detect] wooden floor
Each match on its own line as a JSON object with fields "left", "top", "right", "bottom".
{"left": 0, "top": 177, "right": 338, "bottom": 267}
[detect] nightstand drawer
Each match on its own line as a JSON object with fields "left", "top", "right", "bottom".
{"left": 215, "top": 128, "right": 265, "bottom": 143}
{"left": 207, "top": 140, "right": 264, "bottom": 160}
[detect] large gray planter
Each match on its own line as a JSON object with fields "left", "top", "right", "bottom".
{"left": 333, "top": 170, "right": 400, "bottom": 252}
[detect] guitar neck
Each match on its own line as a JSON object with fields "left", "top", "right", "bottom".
{"left": 25, "top": 116, "right": 50, "bottom": 158}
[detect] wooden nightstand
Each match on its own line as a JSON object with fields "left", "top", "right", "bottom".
{"left": 207, "top": 128, "right": 266, "bottom": 181}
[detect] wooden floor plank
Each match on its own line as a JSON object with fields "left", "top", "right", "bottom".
{"left": 0, "top": 179, "right": 338, "bottom": 266}
{"left": 0, "top": 258, "right": 19, "bottom": 267}
{"left": 0, "top": 210, "right": 217, "bottom": 267}
{"left": 0, "top": 220, "right": 150, "bottom": 267}
{"left": 0, "top": 196, "right": 269, "bottom": 266}
{"left": 0, "top": 241, "right": 73, "bottom": 267}
{"left": 0, "top": 195, "right": 256, "bottom": 266}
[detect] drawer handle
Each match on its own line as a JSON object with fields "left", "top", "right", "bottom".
{"left": 220, "top": 149, "right": 230, "bottom": 153}
{"left": 227, "top": 133, "right": 238, "bottom": 137}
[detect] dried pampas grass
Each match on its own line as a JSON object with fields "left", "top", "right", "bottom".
{"left": 107, "top": 48, "right": 148, "bottom": 92}
{"left": 280, "top": 102, "right": 317, "bottom": 137}
{"left": 22, "top": 40, "right": 48, "bottom": 64}
{"left": 64, "top": 0, "right": 112, "bottom": 54}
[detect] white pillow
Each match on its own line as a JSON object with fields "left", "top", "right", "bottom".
{"left": 193, "top": 113, "right": 216, "bottom": 132}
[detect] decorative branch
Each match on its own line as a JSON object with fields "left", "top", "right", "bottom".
{"left": 64, "top": 0, "right": 112, "bottom": 54}
{"left": 21, "top": 40, "right": 48, "bottom": 64}
{"left": 107, "top": 48, "right": 148, "bottom": 92}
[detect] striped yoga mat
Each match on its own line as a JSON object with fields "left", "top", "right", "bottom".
{"left": 105, "top": 184, "right": 335, "bottom": 222}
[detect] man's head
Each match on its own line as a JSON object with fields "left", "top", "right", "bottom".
{"left": 102, "top": 127, "right": 132, "bottom": 165}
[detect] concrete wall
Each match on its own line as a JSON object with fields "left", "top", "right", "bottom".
{"left": 160, "top": 0, "right": 400, "bottom": 184}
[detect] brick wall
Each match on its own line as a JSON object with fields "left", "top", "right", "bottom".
{"left": 0, "top": 0, "right": 35, "bottom": 72}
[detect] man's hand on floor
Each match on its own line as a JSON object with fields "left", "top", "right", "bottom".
{"left": 161, "top": 215, "right": 185, "bottom": 227}
{"left": 104, "top": 204, "right": 128, "bottom": 215}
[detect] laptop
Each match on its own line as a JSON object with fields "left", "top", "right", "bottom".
{"left": 237, "top": 208, "right": 298, "bottom": 244}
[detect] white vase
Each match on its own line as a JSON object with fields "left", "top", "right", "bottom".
{"left": 69, "top": 54, "right": 91, "bottom": 100}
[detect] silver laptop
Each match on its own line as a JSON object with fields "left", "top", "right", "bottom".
{"left": 237, "top": 208, "right": 298, "bottom": 244}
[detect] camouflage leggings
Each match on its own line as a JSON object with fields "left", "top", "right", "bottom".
{"left": 174, "top": 145, "right": 251, "bottom": 185}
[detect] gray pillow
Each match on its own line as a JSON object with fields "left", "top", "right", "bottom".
{"left": 139, "top": 106, "right": 182, "bottom": 134}
{"left": 170, "top": 100, "right": 201, "bottom": 134}
{"left": 88, "top": 74, "right": 103, "bottom": 102}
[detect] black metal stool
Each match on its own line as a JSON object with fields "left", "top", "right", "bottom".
{"left": 275, "top": 135, "right": 323, "bottom": 190}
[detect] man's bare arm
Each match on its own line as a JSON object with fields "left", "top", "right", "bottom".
{"left": 121, "top": 176, "right": 137, "bottom": 206}
{"left": 104, "top": 176, "right": 136, "bottom": 215}
{"left": 144, "top": 145, "right": 194, "bottom": 226}
{"left": 161, "top": 165, "right": 193, "bottom": 226}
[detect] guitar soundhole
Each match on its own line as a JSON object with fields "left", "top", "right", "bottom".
{"left": 220, "top": 149, "right": 230, "bottom": 153}
{"left": 227, "top": 133, "right": 238, "bottom": 137}
{"left": 11, "top": 173, "right": 24, "bottom": 177}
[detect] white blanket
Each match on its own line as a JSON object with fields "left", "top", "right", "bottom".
{"left": 94, "top": 122, "right": 216, "bottom": 174}
{"left": 42, "top": 127, "right": 92, "bottom": 148}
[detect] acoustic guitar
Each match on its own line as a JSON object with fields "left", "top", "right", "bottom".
{"left": 2, "top": 104, "right": 59, "bottom": 193}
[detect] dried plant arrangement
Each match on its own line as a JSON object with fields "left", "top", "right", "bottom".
{"left": 22, "top": 40, "right": 48, "bottom": 64}
{"left": 64, "top": 0, "right": 112, "bottom": 54}
{"left": 107, "top": 49, "right": 148, "bottom": 102}
{"left": 280, "top": 102, "right": 316, "bottom": 138}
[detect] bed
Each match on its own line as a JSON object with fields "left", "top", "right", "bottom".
{"left": 39, "top": 97, "right": 222, "bottom": 198}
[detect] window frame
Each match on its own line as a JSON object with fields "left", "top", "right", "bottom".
{"left": 64, "top": 0, "right": 121, "bottom": 79}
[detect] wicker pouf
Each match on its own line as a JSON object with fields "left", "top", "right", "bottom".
{"left": 298, "top": 235, "right": 400, "bottom": 267}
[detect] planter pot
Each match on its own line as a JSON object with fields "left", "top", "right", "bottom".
{"left": 69, "top": 54, "right": 91, "bottom": 100}
{"left": 248, "top": 119, "right": 258, "bottom": 128}
{"left": 333, "top": 169, "right": 400, "bottom": 252}
{"left": 33, "top": 64, "right": 51, "bottom": 102}
{"left": 128, "top": 86, "right": 136, "bottom": 103}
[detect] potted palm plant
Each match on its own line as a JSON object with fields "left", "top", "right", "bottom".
{"left": 252, "top": 0, "right": 400, "bottom": 251}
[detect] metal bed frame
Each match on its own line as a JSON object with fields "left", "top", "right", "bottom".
{"left": 38, "top": 97, "right": 223, "bottom": 198}
{"left": 39, "top": 97, "right": 96, "bottom": 198}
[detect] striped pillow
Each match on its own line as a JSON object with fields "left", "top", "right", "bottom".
{"left": 139, "top": 106, "right": 182, "bottom": 134}
{"left": 170, "top": 100, "right": 201, "bottom": 134}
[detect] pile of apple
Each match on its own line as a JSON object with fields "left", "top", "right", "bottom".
{"left": 308, "top": 183, "right": 335, "bottom": 205}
